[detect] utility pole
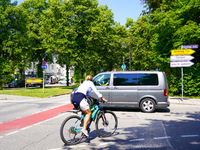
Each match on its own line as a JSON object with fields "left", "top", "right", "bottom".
{"left": 123, "top": 38, "right": 131, "bottom": 71}
{"left": 129, "top": 37, "right": 131, "bottom": 71}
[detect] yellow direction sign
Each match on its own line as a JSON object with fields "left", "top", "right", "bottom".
{"left": 171, "top": 49, "right": 195, "bottom": 55}
{"left": 26, "top": 79, "right": 43, "bottom": 83}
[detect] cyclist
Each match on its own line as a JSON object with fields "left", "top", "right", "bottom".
{"left": 71, "top": 75, "right": 107, "bottom": 137}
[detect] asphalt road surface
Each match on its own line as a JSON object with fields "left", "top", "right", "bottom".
{"left": 0, "top": 95, "right": 200, "bottom": 150}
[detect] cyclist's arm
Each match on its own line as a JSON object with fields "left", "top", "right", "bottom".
{"left": 90, "top": 82, "right": 102, "bottom": 98}
{"left": 90, "top": 82, "right": 107, "bottom": 102}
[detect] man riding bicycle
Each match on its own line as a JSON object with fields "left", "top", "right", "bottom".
{"left": 71, "top": 75, "right": 107, "bottom": 137}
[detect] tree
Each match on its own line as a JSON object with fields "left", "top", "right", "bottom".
{"left": 138, "top": 0, "right": 200, "bottom": 96}
{"left": 126, "top": 16, "right": 163, "bottom": 71}
{"left": 39, "top": 0, "right": 124, "bottom": 85}
{"left": 20, "top": 0, "right": 50, "bottom": 78}
{"left": 0, "top": 0, "right": 28, "bottom": 88}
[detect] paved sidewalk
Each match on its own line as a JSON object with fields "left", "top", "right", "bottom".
{"left": 0, "top": 94, "right": 70, "bottom": 103}
{"left": 169, "top": 96, "right": 200, "bottom": 105}
{"left": 0, "top": 94, "right": 40, "bottom": 101}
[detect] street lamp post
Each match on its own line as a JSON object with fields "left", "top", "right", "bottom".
{"left": 129, "top": 38, "right": 131, "bottom": 71}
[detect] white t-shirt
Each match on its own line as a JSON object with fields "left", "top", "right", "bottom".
{"left": 76, "top": 80, "right": 102, "bottom": 98}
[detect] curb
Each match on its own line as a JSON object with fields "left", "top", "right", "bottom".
{"left": 169, "top": 97, "right": 200, "bottom": 105}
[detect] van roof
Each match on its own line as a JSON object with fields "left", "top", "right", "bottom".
{"left": 101, "top": 71, "right": 163, "bottom": 74}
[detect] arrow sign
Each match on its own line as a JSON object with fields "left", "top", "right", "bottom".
{"left": 170, "top": 61, "right": 194, "bottom": 67}
{"left": 171, "top": 49, "right": 195, "bottom": 55}
{"left": 26, "top": 79, "right": 43, "bottom": 83}
{"left": 181, "top": 45, "right": 198, "bottom": 49}
{"left": 170, "top": 55, "right": 194, "bottom": 62}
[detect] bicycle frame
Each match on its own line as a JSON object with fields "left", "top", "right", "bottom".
{"left": 72, "top": 103, "right": 102, "bottom": 133}
{"left": 60, "top": 100, "right": 118, "bottom": 145}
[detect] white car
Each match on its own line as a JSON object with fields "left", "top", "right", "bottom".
{"left": 58, "top": 79, "right": 68, "bottom": 84}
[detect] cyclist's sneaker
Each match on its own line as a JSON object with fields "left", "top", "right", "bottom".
{"left": 81, "top": 129, "right": 89, "bottom": 137}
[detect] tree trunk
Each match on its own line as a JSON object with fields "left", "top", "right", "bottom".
{"left": 66, "top": 64, "right": 69, "bottom": 86}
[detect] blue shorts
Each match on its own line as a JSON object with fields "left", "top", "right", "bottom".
{"left": 71, "top": 92, "right": 89, "bottom": 111}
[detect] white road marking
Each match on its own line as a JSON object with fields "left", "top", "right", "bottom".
{"left": 68, "top": 145, "right": 86, "bottom": 148}
{"left": 129, "top": 138, "right": 145, "bottom": 142}
{"left": 5, "top": 130, "right": 19, "bottom": 136}
{"left": 153, "top": 136, "right": 171, "bottom": 140}
{"left": 48, "top": 148, "right": 62, "bottom": 150}
{"left": 47, "top": 134, "right": 200, "bottom": 150}
{"left": 20, "top": 126, "right": 32, "bottom": 131}
{"left": 99, "top": 142, "right": 116, "bottom": 146}
{"left": 181, "top": 135, "right": 199, "bottom": 138}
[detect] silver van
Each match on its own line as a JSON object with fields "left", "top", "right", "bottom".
{"left": 90, "top": 71, "right": 170, "bottom": 113}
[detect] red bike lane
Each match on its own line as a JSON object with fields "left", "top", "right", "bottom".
{"left": 0, "top": 103, "right": 74, "bottom": 135}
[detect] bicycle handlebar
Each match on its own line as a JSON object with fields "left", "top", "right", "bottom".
{"left": 88, "top": 98, "right": 107, "bottom": 105}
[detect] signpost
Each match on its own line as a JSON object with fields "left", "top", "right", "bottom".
{"left": 181, "top": 44, "right": 198, "bottom": 49}
{"left": 42, "top": 61, "right": 46, "bottom": 65}
{"left": 26, "top": 79, "right": 43, "bottom": 83}
{"left": 170, "top": 55, "right": 194, "bottom": 62}
{"left": 41, "top": 61, "right": 47, "bottom": 93}
{"left": 170, "top": 62, "right": 194, "bottom": 68}
{"left": 25, "top": 78, "right": 43, "bottom": 94}
{"left": 41, "top": 65, "right": 47, "bottom": 69}
{"left": 121, "top": 56, "right": 126, "bottom": 71}
{"left": 171, "top": 49, "right": 195, "bottom": 55}
{"left": 121, "top": 64, "right": 126, "bottom": 71}
{"left": 170, "top": 45, "right": 198, "bottom": 100}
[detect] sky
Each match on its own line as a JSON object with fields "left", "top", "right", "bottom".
{"left": 98, "top": 0, "right": 144, "bottom": 25}
{"left": 11, "top": 0, "right": 145, "bottom": 25}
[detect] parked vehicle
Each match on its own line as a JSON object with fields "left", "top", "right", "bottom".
{"left": 44, "top": 79, "right": 51, "bottom": 84}
{"left": 51, "top": 79, "right": 56, "bottom": 84}
{"left": 58, "top": 79, "right": 66, "bottom": 84}
{"left": 58, "top": 79, "right": 70, "bottom": 84}
{"left": 8, "top": 80, "right": 30, "bottom": 88}
{"left": 71, "top": 71, "right": 170, "bottom": 113}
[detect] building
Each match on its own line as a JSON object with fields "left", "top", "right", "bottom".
{"left": 25, "top": 61, "right": 74, "bottom": 83}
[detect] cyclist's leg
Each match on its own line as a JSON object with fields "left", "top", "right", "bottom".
{"left": 80, "top": 98, "right": 91, "bottom": 137}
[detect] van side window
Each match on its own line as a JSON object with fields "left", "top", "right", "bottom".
{"left": 93, "top": 74, "right": 110, "bottom": 86}
{"left": 138, "top": 74, "right": 158, "bottom": 85}
{"left": 114, "top": 74, "right": 138, "bottom": 86}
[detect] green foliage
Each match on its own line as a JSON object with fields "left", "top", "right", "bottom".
{"left": 137, "top": 0, "right": 200, "bottom": 96}
{"left": 0, "top": 0, "right": 199, "bottom": 97}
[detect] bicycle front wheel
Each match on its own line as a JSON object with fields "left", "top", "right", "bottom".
{"left": 96, "top": 110, "right": 118, "bottom": 137}
{"left": 60, "top": 115, "right": 83, "bottom": 145}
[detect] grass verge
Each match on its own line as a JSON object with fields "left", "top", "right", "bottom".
{"left": 0, "top": 86, "right": 75, "bottom": 98}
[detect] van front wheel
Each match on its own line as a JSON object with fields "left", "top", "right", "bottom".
{"left": 140, "top": 98, "right": 156, "bottom": 113}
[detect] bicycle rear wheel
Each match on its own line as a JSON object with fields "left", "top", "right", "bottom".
{"left": 96, "top": 110, "right": 118, "bottom": 137}
{"left": 60, "top": 115, "right": 84, "bottom": 145}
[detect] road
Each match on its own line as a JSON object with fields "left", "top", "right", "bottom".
{"left": 0, "top": 95, "right": 200, "bottom": 150}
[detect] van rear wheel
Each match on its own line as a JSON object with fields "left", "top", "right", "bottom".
{"left": 140, "top": 98, "right": 156, "bottom": 113}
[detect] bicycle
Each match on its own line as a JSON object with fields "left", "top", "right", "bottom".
{"left": 60, "top": 98, "right": 118, "bottom": 145}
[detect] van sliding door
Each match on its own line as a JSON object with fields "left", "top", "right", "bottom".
{"left": 110, "top": 73, "right": 138, "bottom": 107}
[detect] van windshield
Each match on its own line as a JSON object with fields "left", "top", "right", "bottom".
{"left": 93, "top": 74, "right": 110, "bottom": 86}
